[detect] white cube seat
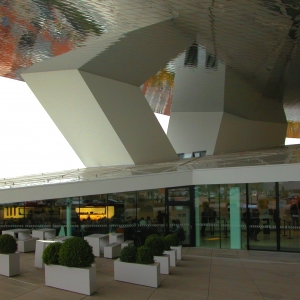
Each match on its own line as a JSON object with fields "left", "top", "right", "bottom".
{"left": 121, "top": 240, "right": 134, "bottom": 249}
{"left": 104, "top": 243, "right": 121, "bottom": 259}
{"left": 109, "top": 233, "right": 124, "bottom": 244}
{"left": 17, "top": 237, "right": 39, "bottom": 253}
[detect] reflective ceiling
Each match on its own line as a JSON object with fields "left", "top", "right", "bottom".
{"left": 0, "top": 0, "right": 300, "bottom": 134}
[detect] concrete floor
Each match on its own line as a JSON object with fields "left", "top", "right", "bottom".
{"left": 1, "top": 248, "right": 300, "bottom": 300}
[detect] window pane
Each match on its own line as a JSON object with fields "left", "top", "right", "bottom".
{"left": 248, "top": 183, "right": 277, "bottom": 251}
{"left": 279, "top": 182, "right": 300, "bottom": 252}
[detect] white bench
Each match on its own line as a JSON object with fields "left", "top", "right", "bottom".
{"left": 17, "top": 237, "right": 39, "bottom": 253}
{"left": 84, "top": 234, "right": 109, "bottom": 257}
{"left": 109, "top": 233, "right": 124, "bottom": 244}
{"left": 2, "top": 229, "right": 31, "bottom": 240}
{"left": 104, "top": 243, "right": 121, "bottom": 259}
{"left": 32, "top": 228, "right": 56, "bottom": 240}
{"left": 121, "top": 240, "right": 134, "bottom": 249}
{"left": 53, "top": 236, "right": 72, "bottom": 242}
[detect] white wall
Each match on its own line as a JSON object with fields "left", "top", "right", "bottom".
{"left": 0, "top": 171, "right": 192, "bottom": 204}
{"left": 167, "top": 112, "right": 223, "bottom": 155}
{"left": 171, "top": 50, "right": 226, "bottom": 112}
{"left": 192, "top": 163, "right": 300, "bottom": 184}
{"left": 1, "top": 163, "right": 300, "bottom": 204}
{"left": 214, "top": 112, "right": 287, "bottom": 154}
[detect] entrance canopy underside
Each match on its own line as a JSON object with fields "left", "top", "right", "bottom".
{"left": 1, "top": 145, "right": 300, "bottom": 191}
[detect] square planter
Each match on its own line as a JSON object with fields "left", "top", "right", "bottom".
{"left": 45, "top": 264, "right": 97, "bottom": 295}
{"left": 114, "top": 259, "right": 161, "bottom": 288}
{"left": 171, "top": 245, "right": 182, "bottom": 260}
{"left": 0, "top": 253, "right": 20, "bottom": 277}
{"left": 154, "top": 255, "right": 170, "bottom": 274}
{"left": 164, "top": 249, "right": 177, "bottom": 267}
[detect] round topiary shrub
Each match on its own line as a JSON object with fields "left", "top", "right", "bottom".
{"left": 136, "top": 246, "right": 154, "bottom": 265}
{"left": 0, "top": 234, "right": 17, "bottom": 254}
{"left": 144, "top": 234, "right": 160, "bottom": 244}
{"left": 144, "top": 236, "right": 164, "bottom": 256}
{"left": 42, "top": 242, "right": 61, "bottom": 265}
{"left": 119, "top": 245, "right": 137, "bottom": 263}
{"left": 162, "top": 236, "right": 170, "bottom": 251}
{"left": 164, "top": 234, "right": 180, "bottom": 249}
{"left": 58, "top": 237, "right": 94, "bottom": 268}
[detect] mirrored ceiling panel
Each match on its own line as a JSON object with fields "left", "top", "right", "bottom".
{"left": 0, "top": 0, "right": 299, "bottom": 128}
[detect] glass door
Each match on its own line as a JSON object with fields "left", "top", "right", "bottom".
{"left": 279, "top": 182, "right": 300, "bottom": 252}
{"left": 166, "top": 186, "right": 194, "bottom": 246}
{"left": 247, "top": 183, "right": 277, "bottom": 251}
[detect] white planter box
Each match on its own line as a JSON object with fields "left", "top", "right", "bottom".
{"left": 154, "top": 255, "right": 170, "bottom": 274}
{"left": 171, "top": 246, "right": 182, "bottom": 260}
{"left": 114, "top": 259, "right": 161, "bottom": 288}
{"left": 0, "top": 253, "right": 20, "bottom": 277}
{"left": 164, "top": 249, "right": 177, "bottom": 267}
{"left": 45, "top": 264, "right": 97, "bottom": 295}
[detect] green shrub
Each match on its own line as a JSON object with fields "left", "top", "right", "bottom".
{"left": 0, "top": 234, "right": 17, "bottom": 254}
{"left": 144, "top": 234, "right": 159, "bottom": 244}
{"left": 162, "top": 236, "right": 170, "bottom": 250}
{"left": 58, "top": 237, "right": 94, "bottom": 268}
{"left": 136, "top": 246, "right": 154, "bottom": 265}
{"left": 119, "top": 245, "right": 137, "bottom": 263}
{"left": 42, "top": 242, "right": 61, "bottom": 265}
{"left": 144, "top": 236, "right": 164, "bottom": 256}
{"left": 164, "top": 234, "right": 179, "bottom": 249}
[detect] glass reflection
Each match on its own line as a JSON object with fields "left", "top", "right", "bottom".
{"left": 0, "top": 0, "right": 104, "bottom": 79}
{"left": 137, "top": 189, "right": 165, "bottom": 245}
{"left": 279, "top": 182, "right": 300, "bottom": 252}
{"left": 196, "top": 184, "right": 246, "bottom": 249}
{"left": 167, "top": 187, "right": 191, "bottom": 245}
{"left": 247, "top": 183, "right": 277, "bottom": 251}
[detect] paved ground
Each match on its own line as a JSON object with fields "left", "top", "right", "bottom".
{"left": 1, "top": 248, "right": 300, "bottom": 300}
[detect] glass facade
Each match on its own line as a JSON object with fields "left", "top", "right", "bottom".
{"left": 0, "top": 189, "right": 167, "bottom": 247}
{"left": 195, "top": 184, "right": 246, "bottom": 249}
{"left": 1, "top": 182, "right": 300, "bottom": 252}
{"left": 166, "top": 186, "right": 193, "bottom": 245}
